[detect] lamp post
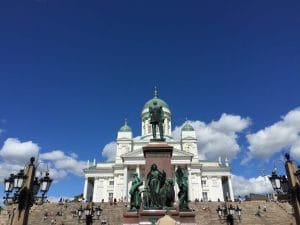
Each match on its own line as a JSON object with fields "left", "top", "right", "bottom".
{"left": 95, "top": 206, "right": 102, "bottom": 220}
{"left": 216, "top": 204, "right": 240, "bottom": 225}
{"left": 269, "top": 153, "right": 300, "bottom": 225}
{"left": 235, "top": 206, "right": 241, "bottom": 221}
{"left": 77, "top": 204, "right": 102, "bottom": 225}
{"left": 3, "top": 157, "right": 52, "bottom": 225}
{"left": 77, "top": 205, "right": 83, "bottom": 222}
{"left": 216, "top": 206, "right": 222, "bottom": 220}
{"left": 84, "top": 205, "right": 93, "bottom": 225}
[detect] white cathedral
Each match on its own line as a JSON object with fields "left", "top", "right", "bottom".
{"left": 83, "top": 91, "right": 234, "bottom": 203}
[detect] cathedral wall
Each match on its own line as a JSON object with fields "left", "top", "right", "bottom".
{"left": 200, "top": 176, "right": 224, "bottom": 201}
{"left": 190, "top": 172, "right": 202, "bottom": 201}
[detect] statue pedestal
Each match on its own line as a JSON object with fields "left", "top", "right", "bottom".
{"left": 123, "top": 209, "right": 196, "bottom": 225}
{"left": 143, "top": 142, "right": 173, "bottom": 177}
{"left": 123, "top": 142, "right": 196, "bottom": 224}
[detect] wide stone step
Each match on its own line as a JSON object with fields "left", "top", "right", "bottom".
{"left": 0, "top": 201, "right": 296, "bottom": 225}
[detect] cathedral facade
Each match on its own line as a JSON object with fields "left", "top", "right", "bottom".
{"left": 83, "top": 92, "right": 234, "bottom": 203}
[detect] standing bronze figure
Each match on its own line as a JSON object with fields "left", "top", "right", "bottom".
{"left": 146, "top": 164, "right": 164, "bottom": 208}
{"left": 129, "top": 173, "right": 143, "bottom": 211}
{"left": 149, "top": 101, "right": 164, "bottom": 140}
{"left": 176, "top": 167, "right": 190, "bottom": 211}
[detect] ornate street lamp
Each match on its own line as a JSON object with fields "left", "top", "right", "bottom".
{"left": 39, "top": 172, "right": 52, "bottom": 199}
{"left": 268, "top": 153, "right": 300, "bottom": 225}
{"left": 228, "top": 205, "right": 235, "bottom": 215}
{"left": 84, "top": 207, "right": 92, "bottom": 216}
{"left": 235, "top": 206, "right": 242, "bottom": 221}
{"left": 2, "top": 157, "right": 52, "bottom": 225}
{"left": 269, "top": 170, "right": 281, "bottom": 191}
{"left": 269, "top": 163, "right": 289, "bottom": 194}
{"left": 32, "top": 177, "right": 40, "bottom": 196}
{"left": 280, "top": 176, "right": 289, "bottom": 193}
{"left": 95, "top": 206, "right": 102, "bottom": 219}
{"left": 14, "top": 169, "right": 25, "bottom": 190}
{"left": 216, "top": 207, "right": 222, "bottom": 218}
{"left": 4, "top": 174, "right": 14, "bottom": 193}
{"left": 77, "top": 206, "right": 83, "bottom": 220}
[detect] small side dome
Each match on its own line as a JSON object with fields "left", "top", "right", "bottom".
{"left": 119, "top": 120, "right": 131, "bottom": 132}
{"left": 182, "top": 122, "right": 194, "bottom": 131}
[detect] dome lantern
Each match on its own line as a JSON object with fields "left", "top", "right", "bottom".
{"left": 119, "top": 119, "right": 132, "bottom": 132}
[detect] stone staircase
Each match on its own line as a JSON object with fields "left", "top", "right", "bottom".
{"left": 0, "top": 201, "right": 296, "bottom": 225}
{"left": 190, "top": 201, "right": 296, "bottom": 225}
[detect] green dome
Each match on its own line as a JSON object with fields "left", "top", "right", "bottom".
{"left": 119, "top": 120, "right": 131, "bottom": 132}
{"left": 143, "top": 97, "right": 169, "bottom": 111}
{"left": 182, "top": 122, "right": 194, "bottom": 131}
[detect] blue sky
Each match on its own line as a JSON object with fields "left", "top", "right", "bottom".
{"left": 0, "top": 0, "right": 300, "bottom": 200}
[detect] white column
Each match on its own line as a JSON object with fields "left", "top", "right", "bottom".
{"left": 164, "top": 119, "right": 168, "bottom": 136}
{"left": 197, "top": 173, "right": 202, "bottom": 200}
{"left": 83, "top": 178, "right": 88, "bottom": 201}
{"left": 188, "top": 166, "right": 192, "bottom": 201}
{"left": 123, "top": 166, "right": 128, "bottom": 202}
{"left": 174, "top": 165, "right": 178, "bottom": 201}
{"left": 92, "top": 179, "right": 98, "bottom": 202}
{"left": 136, "top": 165, "right": 140, "bottom": 177}
{"left": 228, "top": 176, "right": 234, "bottom": 201}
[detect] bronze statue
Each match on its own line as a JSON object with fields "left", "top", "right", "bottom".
{"left": 160, "top": 178, "right": 175, "bottom": 208}
{"left": 149, "top": 101, "right": 164, "bottom": 140}
{"left": 129, "top": 173, "right": 143, "bottom": 211}
{"left": 176, "top": 167, "right": 189, "bottom": 211}
{"left": 143, "top": 164, "right": 176, "bottom": 209}
{"left": 146, "top": 164, "right": 164, "bottom": 208}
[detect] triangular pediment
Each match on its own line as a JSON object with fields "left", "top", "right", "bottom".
{"left": 121, "top": 147, "right": 194, "bottom": 159}
{"left": 121, "top": 148, "right": 144, "bottom": 158}
{"left": 172, "top": 148, "right": 194, "bottom": 157}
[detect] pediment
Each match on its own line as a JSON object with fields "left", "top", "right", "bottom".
{"left": 121, "top": 147, "right": 193, "bottom": 159}
{"left": 172, "top": 148, "right": 193, "bottom": 157}
{"left": 121, "top": 148, "right": 144, "bottom": 158}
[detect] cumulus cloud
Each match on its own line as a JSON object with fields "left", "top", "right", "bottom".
{"left": 0, "top": 138, "right": 40, "bottom": 183}
{"left": 232, "top": 174, "right": 273, "bottom": 197}
{"left": 101, "top": 142, "right": 117, "bottom": 162}
{"left": 246, "top": 108, "right": 300, "bottom": 161}
{"left": 40, "top": 150, "right": 86, "bottom": 178}
{"left": 172, "top": 113, "right": 251, "bottom": 161}
{"left": 0, "top": 138, "right": 40, "bottom": 164}
{"left": 0, "top": 138, "right": 87, "bottom": 184}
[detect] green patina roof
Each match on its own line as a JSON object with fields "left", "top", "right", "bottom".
{"left": 119, "top": 120, "right": 132, "bottom": 132}
{"left": 182, "top": 122, "right": 194, "bottom": 131}
{"left": 143, "top": 97, "right": 169, "bottom": 110}
{"left": 142, "top": 88, "right": 169, "bottom": 111}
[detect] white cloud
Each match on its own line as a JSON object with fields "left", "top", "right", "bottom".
{"left": 101, "top": 142, "right": 117, "bottom": 162}
{"left": 232, "top": 174, "right": 273, "bottom": 197}
{"left": 246, "top": 108, "right": 300, "bottom": 161}
{"left": 40, "top": 150, "right": 65, "bottom": 161}
{"left": 0, "top": 138, "right": 40, "bottom": 184}
{"left": 210, "top": 113, "right": 251, "bottom": 135}
{"left": 0, "top": 138, "right": 40, "bottom": 164}
{"left": 172, "top": 114, "right": 251, "bottom": 161}
{"left": 0, "top": 138, "right": 87, "bottom": 184}
{"left": 40, "top": 150, "right": 86, "bottom": 177}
